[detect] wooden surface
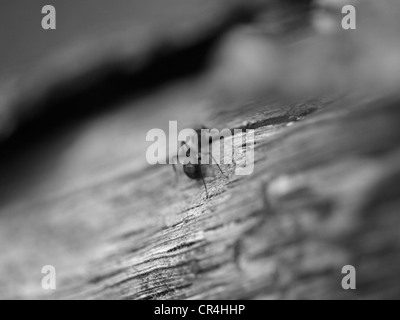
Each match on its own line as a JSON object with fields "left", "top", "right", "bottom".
{"left": 1, "top": 93, "right": 400, "bottom": 299}
{"left": 1, "top": 0, "right": 400, "bottom": 300}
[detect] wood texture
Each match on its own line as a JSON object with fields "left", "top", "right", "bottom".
{"left": 1, "top": 93, "right": 400, "bottom": 300}
{"left": 1, "top": 0, "right": 400, "bottom": 300}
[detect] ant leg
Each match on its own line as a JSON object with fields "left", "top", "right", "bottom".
{"left": 210, "top": 153, "right": 228, "bottom": 178}
{"left": 172, "top": 156, "right": 177, "bottom": 174}
{"left": 171, "top": 156, "right": 180, "bottom": 190}
{"left": 172, "top": 156, "right": 187, "bottom": 203}
{"left": 199, "top": 166, "right": 209, "bottom": 199}
{"left": 172, "top": 163, "right": 178, "bottom": 179}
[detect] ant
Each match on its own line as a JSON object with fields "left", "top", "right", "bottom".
{"left": 172, "top": 127, "right": 228, "bottom": 199}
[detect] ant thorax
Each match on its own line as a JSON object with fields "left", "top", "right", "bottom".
{"left": 177, "top": 129, "right": 213, "bottom": 165}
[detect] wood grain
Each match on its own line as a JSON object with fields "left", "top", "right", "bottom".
{"left": 1, "top": 0, "right": 400, "bottom": 300}
{"left": 1, "top": 93, "right": 399, "bottom": 300}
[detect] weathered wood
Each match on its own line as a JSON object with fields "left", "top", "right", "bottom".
{"left": 1, "top": 93, "right": 400, "bottom": 299}
{"left": 1, "top": 0, "right": 400, "bottom": 300}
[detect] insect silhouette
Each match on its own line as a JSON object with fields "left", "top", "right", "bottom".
{"left": 172, "top": 127, "right": 228, "bottom": 199}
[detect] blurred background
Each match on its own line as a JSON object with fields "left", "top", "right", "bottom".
{"left": 1, "top": 0, "right": 400, "bottom": 299}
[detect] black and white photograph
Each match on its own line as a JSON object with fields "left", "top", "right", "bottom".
{"left": 0, "top": 0, "right": 400, "bottom": 302}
